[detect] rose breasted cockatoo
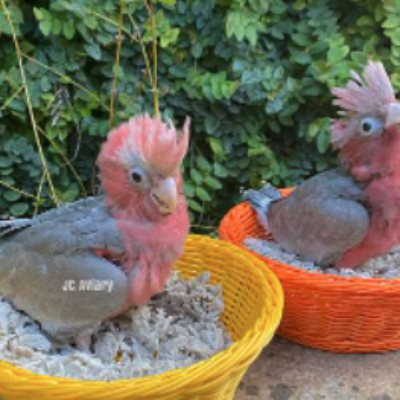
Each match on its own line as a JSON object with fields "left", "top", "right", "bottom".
{"left": 0, "top": 115, "right": 190, "bottom": 338}
{"left": 246, "top": 61, "right": 400, "bottom": 268}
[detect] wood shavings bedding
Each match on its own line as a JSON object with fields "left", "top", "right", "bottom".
{"left": 245, "top": 238, "right": 400, "bottom": 278}
{"left": 0, "top": 272, "right": 232, "bottom": 381}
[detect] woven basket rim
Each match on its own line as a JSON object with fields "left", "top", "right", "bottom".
{"left": 219, "top": 202, "right": 400, "bottom": 292}
{"left": 0, "top": 234, "right": 284, "bottom": 393}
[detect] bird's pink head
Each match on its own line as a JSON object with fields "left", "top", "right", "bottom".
{"left": 97, "top": 114, "right": 190, "bottom": 220}
{"left": 331, "top": 60, "right": 400, "bottom": 149}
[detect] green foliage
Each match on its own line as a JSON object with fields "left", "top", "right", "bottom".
{"left": 0, "top": 0, "right": 399, "bottom": 227}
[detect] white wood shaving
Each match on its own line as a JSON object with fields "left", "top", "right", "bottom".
{"left": 0, "top": 272, "right": 232, "bottom": 381}
{"left": 245, "top": 238, "right": 400, "bottom": 279}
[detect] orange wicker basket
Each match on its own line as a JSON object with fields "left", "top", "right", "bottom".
{"left": 0, "top": 235, "right": 283, "bottom": 400}
{"left": 219, "top": 196, "right": 400, "bottom": 353}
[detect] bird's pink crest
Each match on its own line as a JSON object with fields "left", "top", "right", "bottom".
{"left": 102, "top": 114, "right": 190, "bottom": 176}
{"left": 331, "top": 60, "right": 396, "bottom": 148}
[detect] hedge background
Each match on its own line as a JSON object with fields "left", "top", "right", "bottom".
{"left": 0, "top": 0, "right": 399, "bottom": 229}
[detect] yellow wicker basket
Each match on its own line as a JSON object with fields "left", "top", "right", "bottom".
{"left": 0, "top": 235, "right": 283, "bottom": 400}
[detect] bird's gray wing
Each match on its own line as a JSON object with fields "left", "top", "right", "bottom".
{"left": 268, "top": 168, "right": 370, "bottom": 266}
{"left": 0, "top": 219, "right": 32, "bottom": 238}
{"left": 0, "top": 196, "right": 128, "bottom": 337}
{"left": 1, "top": 196, "right": 125, "bottom": 254}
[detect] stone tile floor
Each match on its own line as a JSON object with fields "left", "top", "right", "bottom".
{"left": 235, "top": 337, "right": 400, "bottom": 400}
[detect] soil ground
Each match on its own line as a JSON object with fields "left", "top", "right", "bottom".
{"left": 235, "top": 337, "right": 400, "bottom": 400}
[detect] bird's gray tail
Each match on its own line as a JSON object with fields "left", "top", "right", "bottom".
{"left": 244, "top": 184, "right": 282, "bottom": 228}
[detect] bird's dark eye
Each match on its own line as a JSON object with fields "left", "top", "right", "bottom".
{"left": 359, "top": 117, "right": 383, "bottom": 137}
{"left": 362, "top": 122, "right": 371, "bottom": 132}
{"left": 132, "top": 173, "right": 141, "bottom": 183}
{"left": 130, "top": 168, "right": 144, "bottom": 184}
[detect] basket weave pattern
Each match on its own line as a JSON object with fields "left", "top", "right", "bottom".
{"left": 0, "top": 235, "right": 283, "bottom": 400}
{"left": 219, "top": 201, "right": 400, "bottom": 353}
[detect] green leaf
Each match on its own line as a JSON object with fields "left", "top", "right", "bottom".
{"left": 205, "top": 176, "right": 222, "bottom": 190}
{"left": 196, "top": 187, "right": 211, "bottom": 202}
{"left": 190, "top": 169, "right": 203, "bottom": 184}
{"left": 52, "top": 19, "right": 62, "bottom": 35}
{"left": 383, "top": 16, "right": 400, "bottom": 29}
{"left": 85, "top": 43, "right": 102, "bottom": 60}
{"left": 3, "top": 190, "right": 21, "bottom": 202}
{"left": 209, "top": 137, "right": 224, "bottom": 156}
{"left": 328, "top": 45, "right": 350, "bottom": 63}
{"left": 156, "top": 0, "right": 176, "bottom": 5}
{"left": 183, "top": 182, "right": 195, "bottom": 198}
{"left": 226, "top": 10, "right": 261, "bottom": 44}
{"left": 245, "top": 25, "right": 258, "bottom": 46}
{"left": 10, "top": 203, "right": 29, "bottom": 216}
{"left": 205, "top": 115, "right": 220, "bottom": 134}
{"left": 63, "top": 20, "right": 75, "bottom": 39}
{"left": 391, "top": 72, "right": 400, "bottom": 90}
{"left": 34, "top": 8, "right": 51, "bottom": 21}
{"left": 293, "top": 0, "right": 306, "bottom": 10}
{"left": 160, "top": 28, "right": 180, "bottom": 48}
{"left": 33, "top": 7, "right": 43, "bottom": 20}
{"left": 357, "top": 16, "right": 374, "bottom": 27}
{"left": 308, "top": 122, "right": 320, "bottom": 138}
{"left": 40, "top": 76, "right": 51, "bottom": 92}
{"left": 0, "top": 157, "right": 12, "bottom": 168}
{"left": 292, "top": 33, "right": 309, "bottom": 46}
{"left": 214, "top": 163, "right": 229, "bottom": 178}
{"left": 188, "top": 199, "right": 203, "bottom": 213}
{"left": 317, "top": 131, "right": 330, "bottom": 154}
{"left": 1, "top": 167, "right": 14, "bottom": 176}
{"left": 248, "top": 0, "right": 269, "bottom": 13}
{"left": 196, "top": 156, "right": 211, "bottom": 172}
{"left": 191, "top": 42, "right": 203, "bottom": 58}
{"left": 39, "top": 20, "right": 52, "bottom": 36}
{"left": 291, "top": 51, "right": 312, "bottom": 65}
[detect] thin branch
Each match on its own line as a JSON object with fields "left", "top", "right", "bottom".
{"left": 0, "top": 180, "right": 38, "bottom": 200}
{"left": 143, "top": 0, "right": 159, "bottom": 116}
{"left": 37, "top": 127, "right": 87, "bottom": 197}
{"left": 33, "top": 171, "right": 46, "bottom": 216}
{"left": 89, "top": 9, "right": 139, "bottom": 43}
{"left": 21, "top": 53, "right": 110, "bottom": 112}
{"left": 127, "top": 13, "right": 154, "bottom": 87}
{"left": 0, "top": 85, "right": 24, "bottom": 111}
{"left": 1, "top": 0, "right": 60, "bottom": 206}
{"left": 109, "top": 0, "right": 126, "bottom": 129}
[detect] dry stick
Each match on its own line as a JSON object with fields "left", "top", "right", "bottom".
{"left": 0, "top": 85, "right": 24, "bottom": 111}
{"left": 0, "top": 180, "right": 37, "bottom": 200}
{"left": 1, "top": 0, "right": 60, "bottom": 206}
{"left": 143, "top": 0, "right": 159, "bottom": 116}
{"left": 21, "top": 53, "right": 110, "bottom": 112}
{"left": 37, "top": 127, "right": 87, "bottom": 196}
{"left": 127, "top": 13, "right": 155, "bottom": 91}
{"left": 64, "top": 92, "right": 83, "bottom": 163}
{"left": 91, "top": 7, "right": 156, "bottom": 114}
{"left": 33, "top": 171, "right": 46, "bottom": 216}
{"left": 109, "top": 0, "right": 126, "bottom": 129}
{"left": 89, "top": 9, "right": 139, "bottom": 44}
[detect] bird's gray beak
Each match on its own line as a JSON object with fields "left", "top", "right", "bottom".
{"left": 151, "top": 177, "right": 177, "bottom": 215}
{"left": 385, "top": 103, "right": 400, "bottom": 128}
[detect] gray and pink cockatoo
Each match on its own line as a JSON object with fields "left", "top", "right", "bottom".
{"left": 246, "top": 61, "right": 400, "bottom": 268}
{"left": 0, "top": 115, "right": 190, "bottom": 338}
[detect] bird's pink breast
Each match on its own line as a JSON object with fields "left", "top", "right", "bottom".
{"left": 337, "top": 127, "right": 400, "bottom": 268}
{"left": 113, "top": 200, "right": 189, "bottom": 307}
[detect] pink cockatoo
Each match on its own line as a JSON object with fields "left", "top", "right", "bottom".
{"left": 0, "top": 115, "right": 190, "bottom": 338}
{"left": 246, "top": 60, "right": 400, "bottom": 268}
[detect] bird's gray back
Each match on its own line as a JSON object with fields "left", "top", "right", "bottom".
{"left": 269, "top": 169, "right": 370, "bottom": 265}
